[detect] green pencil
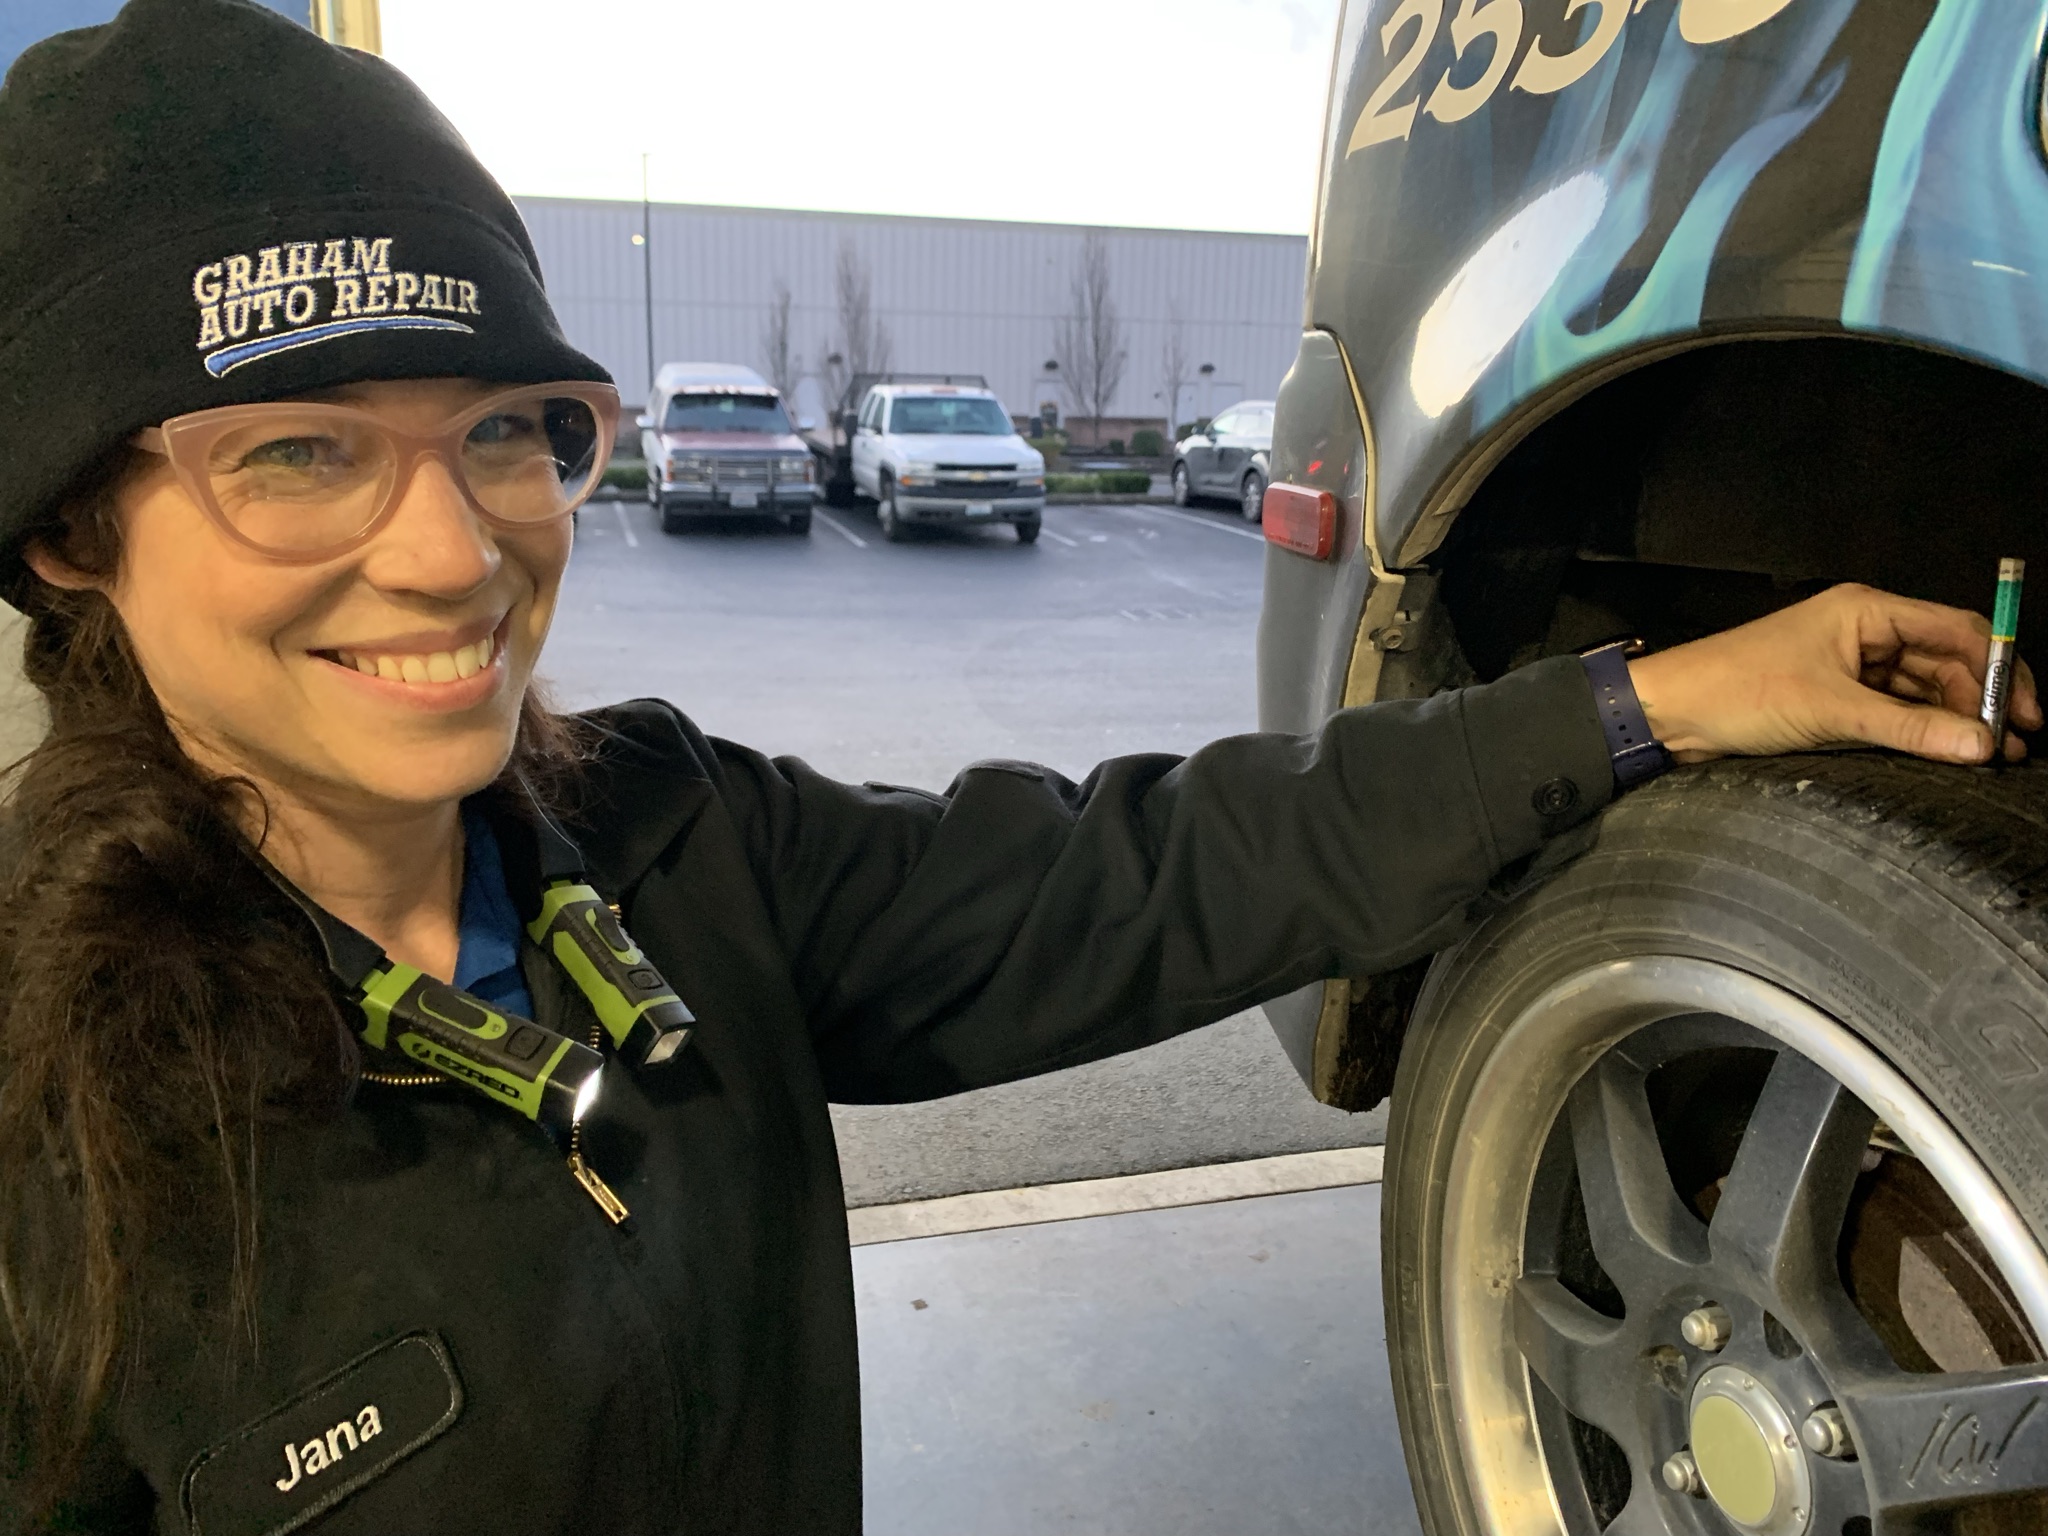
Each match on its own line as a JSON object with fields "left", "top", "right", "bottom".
{"left": 1981, "top": 557, "right": 2025, "bottom": 752}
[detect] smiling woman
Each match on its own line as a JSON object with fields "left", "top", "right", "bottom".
{"left": 0, "top": 4, "right": 2034, "bottom": 1535}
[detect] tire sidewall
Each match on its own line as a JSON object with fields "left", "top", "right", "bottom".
{"left": 1173, "top": 462, "right": 1190, "bottom": 506}
{"left": 1384, "top": 764, "right": 2048, "bottom": 1536}
{"left": 1241, "top": 469, "right": 1265, "bottom": 523}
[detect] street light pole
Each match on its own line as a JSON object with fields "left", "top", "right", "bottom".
{"left": 641, "top": 153, "right": 656, "bottom": 407}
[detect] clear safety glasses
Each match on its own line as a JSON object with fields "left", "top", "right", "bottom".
{"left": 133, "top": 381, "right": 621, "bottom": 563}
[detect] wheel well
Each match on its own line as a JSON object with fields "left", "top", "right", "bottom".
{"left": 1424, "top": 338, "right": 2048, "bottom": 681}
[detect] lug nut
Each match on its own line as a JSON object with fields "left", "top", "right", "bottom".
{"left": 1800, "top": 1404, "right": 1856, "bottom": 1460}
{"left": 1680, "top": 1303, "right": 1733, "bottom": 1352}
{"left": 1661, "top": 1449, "right": 1704, "bottom": 1496}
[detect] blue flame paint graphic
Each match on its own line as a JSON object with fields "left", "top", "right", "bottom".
{"left": 1473, "top": 0, "right": 1856, "bottom": 425}
{"left": 1842, "top": 1, "right": 2048, "bottom": 382}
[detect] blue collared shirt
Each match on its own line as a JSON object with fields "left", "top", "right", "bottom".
{"left": 454, "top": 800, "right": 536, "bottom": 1021}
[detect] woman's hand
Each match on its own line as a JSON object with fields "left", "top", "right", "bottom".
{"left": 1627, "top": 583, "right": 2042, "bottom": 765}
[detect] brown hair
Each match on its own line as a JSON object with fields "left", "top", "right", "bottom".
{"left": 0, "top": 453, "right": 588, "bottom": 1510}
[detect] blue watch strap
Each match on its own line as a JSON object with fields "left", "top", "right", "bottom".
{"left": 1580, "top": 640, "right": 1674, "bottom": 789}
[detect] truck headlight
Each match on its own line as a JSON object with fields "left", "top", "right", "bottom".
{"left": 775, "top": 455, "right": 812, "bottom": 479}
{"left": 668, "top": 453, "right": 710, "bottom": 482}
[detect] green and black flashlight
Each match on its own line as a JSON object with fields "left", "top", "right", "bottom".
{"left": 273, "top": 870, "right": 606, "bottom": 1142}
{"left": 527, "top": 806, "right": 695, "bottom": 1069}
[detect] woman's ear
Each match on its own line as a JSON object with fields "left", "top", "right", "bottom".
{"left": 24, "top": 539, "right": 102, "bottom": 592}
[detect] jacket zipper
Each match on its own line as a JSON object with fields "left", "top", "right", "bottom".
{"left": 365, "top": 1027, "right": 634, "bottom": 1226}
{"left": 568, "top": 1016, "right": 633, "bottom": 1225}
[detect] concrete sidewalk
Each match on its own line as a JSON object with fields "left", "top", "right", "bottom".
{"left": 853, "top": 1176, "right": 1419, "bottom": 1536}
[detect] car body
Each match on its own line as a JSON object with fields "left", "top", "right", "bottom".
{"left": 1257, "top": 6, "right": 2048, "bottom": 1535}
{"left": 639, "top": 363, "right": 816, "bottom": 533}
{"left": 848, "top": 383, "right": 1046, "bottom": 541}
{"left": 1172, "top": 399, "right": 1273, "bottom": 521}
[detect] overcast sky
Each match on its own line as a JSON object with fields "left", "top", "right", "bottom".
{"left": 382, "top": 0, "right": 1340, "bottom": 234}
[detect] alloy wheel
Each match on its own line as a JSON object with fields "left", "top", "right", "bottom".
{"left": 1440, "top": 956, "right": 2048, "bottom": 1536}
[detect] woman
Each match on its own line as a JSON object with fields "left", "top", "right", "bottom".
{"left": 0, "top": 3, "right": 2032, "bottom": 1532}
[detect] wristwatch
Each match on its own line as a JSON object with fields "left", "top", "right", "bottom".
{"left": 1579, "top": 639, "right": 1674, "bottom": 790}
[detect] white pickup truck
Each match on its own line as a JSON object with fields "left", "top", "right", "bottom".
{"left": 848, "top": 382, "right": 1046, "bottom": 543}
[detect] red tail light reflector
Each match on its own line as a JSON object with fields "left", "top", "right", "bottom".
{"left": 1262, "top": 483, "right": 1337, "bottom": 560}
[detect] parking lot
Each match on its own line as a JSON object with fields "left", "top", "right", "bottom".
{"left": 547, "top": 494, "right": 1390, "bottom": 1205}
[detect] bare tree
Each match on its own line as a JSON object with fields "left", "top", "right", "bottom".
{"left": 1158, "top": 304, "right": 1191, "bottom": 437}
{"left": 762, "top": 278, "right": 800, "bottom": 401}
{"left": 1052, "top": 233, "right": 1129, "bottom": 446}
{"left": 826, "top": 241, "right": 892, "bottom": 408}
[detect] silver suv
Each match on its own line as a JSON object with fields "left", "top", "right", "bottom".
{"left": 1171, "top": 399, "right": 1272, "bottom": 522}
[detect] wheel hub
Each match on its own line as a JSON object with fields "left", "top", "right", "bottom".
{"left": 1689, "top": 1361, "right": 1813, "bottom": 1534}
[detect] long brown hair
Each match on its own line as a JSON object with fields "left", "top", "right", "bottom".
{"left": 0, "top": 452, "right": 588, "bottom": 1509}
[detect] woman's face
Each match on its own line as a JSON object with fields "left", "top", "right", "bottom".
{"left": 69, "top": 377, "right": 574, "bottom": 815}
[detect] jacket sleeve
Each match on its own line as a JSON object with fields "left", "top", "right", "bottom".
{"left": 706, "top": 654, "right": 1614, "bottom": 1104}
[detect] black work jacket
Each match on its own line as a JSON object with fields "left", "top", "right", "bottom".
{"left": 22, "top": 656, "right": 1610, "bottom": 1535}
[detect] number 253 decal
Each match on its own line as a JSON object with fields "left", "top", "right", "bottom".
{"left": 1346, "top": 0, "right": 1799, "bottom": 154}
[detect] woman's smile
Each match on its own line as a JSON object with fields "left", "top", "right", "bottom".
{"left": 309, "top": 611, "right": 512, "bottom": 710}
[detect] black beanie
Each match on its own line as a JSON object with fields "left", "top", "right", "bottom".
{"left": 0, "top": 0, "right": 610, "bottom": 577}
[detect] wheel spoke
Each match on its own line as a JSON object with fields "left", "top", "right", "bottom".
{"left": 1597, "top": 1480, "right": 1684, "bottom": 1536}
{"left": 1514, "top": 1274, "right": 1626, "bottom": 1427}
{"left": 1843, "top": 1362, "right": 2048, "bottom": 1515}
{"left": 1567, "top": 1054, "right": 1709, "bottom": 1299}
{"left": 1709, "top": 1049, "right": 1874, "bottom": 1317}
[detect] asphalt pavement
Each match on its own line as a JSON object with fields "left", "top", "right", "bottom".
{"left": 545, "top": 495, "right": 1387, "bottom": 1203}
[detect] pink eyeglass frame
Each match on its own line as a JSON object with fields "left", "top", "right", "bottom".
{"left": 130, "top": 380, "right": 622, "bottom": 564}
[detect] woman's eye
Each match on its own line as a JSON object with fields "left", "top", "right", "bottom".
{"left": 469, "top": 412, "right": 541, "bottom": 448}
{"left": 241, "top": 435, "right": 342, "bottom": 472}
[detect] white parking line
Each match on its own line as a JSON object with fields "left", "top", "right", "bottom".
{"left": 814, "top": 509, "right": 868, "bottom": 548}
{"left": 1116, "top": 504, "right": 1266, "bottom": 543}
{"left": 1038, "top": 526, "right": 1079, "bottom": 547}
{"left": 612, "top": 501, "right": 640, "bottom": 549}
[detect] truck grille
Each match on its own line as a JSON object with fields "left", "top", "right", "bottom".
{"left": 713, "top": 459, "right": 772, "bottom": 487}
{"left": 937, "top": 463, "right": 1016, "bottom": 473}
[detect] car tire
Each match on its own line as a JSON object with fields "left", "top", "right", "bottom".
{"left": 877, "top": 475, "right": 907, "bottom": 542}
{"left": 660, "top": 505, "right": 688, "bottom": 536}
{"left": 1239, "top": 468, "right": 1265, "bottom": 524}
{"left": 1015, "top": 517, "right": 1040, "bottom": 544}
{"left": 787, "top": 510, "right": 812, "bottom": 536}
{"left": 1384, "top": 751, "right": 2048, "bottom": 1536}
{"left": 1172, "top": 461, "right": 1192, "bottom": 507}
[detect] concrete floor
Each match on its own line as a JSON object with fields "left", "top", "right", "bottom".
{"left": 854, "top": 1181, "right": 1418, "bottom": 1536}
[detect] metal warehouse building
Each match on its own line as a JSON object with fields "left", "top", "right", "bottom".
{"left": 513, "top": 197, "right": 1309, "bottom": 430}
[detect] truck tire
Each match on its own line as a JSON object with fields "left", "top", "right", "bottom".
{"left": 1385, "top": 752, "right": 2048, "bottom": 1536}
{"left": 877, "top": 475, "right": 907, "bottom": 542}
{"left": 1014, "top": 516, "right": 1040, "bottom": 544}
{"left": 787, "top": 510, "right": 812, "bottom": 536}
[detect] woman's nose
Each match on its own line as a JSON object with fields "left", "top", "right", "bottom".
{"left": 361, "top": 454, "right": 500, "bottom": 595}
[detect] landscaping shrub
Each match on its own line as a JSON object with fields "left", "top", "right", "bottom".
{"left": 1130, "top": 428, "right": 1164, "bottom": 457}
{"left": 603, "top": 462, "right": 647, "bottom": 492}
{"left": 1099, "top": 470, "right": 1152, "bottom": 493}
{"left": 1105, "top": 437, "right": 1126, "bottom": 455}
{"left": 1045, "top": 473, "right": 1099, "bottom": 494}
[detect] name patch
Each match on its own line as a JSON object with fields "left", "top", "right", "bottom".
{"left": 179, "top": 1331, "right": 463, "bottom": 1536}
{"left": 189, "top": 236, "right": 481, "bottom": 379}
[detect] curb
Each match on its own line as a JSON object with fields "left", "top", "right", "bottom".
{"left": 845, "top": 1144, "right": 1385, "bottom": 1246}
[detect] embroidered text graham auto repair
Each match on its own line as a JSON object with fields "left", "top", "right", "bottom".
{"left": 191, "top": 236, "right": 480, "bottom": 378}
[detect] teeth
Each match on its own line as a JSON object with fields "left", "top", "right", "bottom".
{"left": 331, "top": 634, "right": 499, "bottom": 685}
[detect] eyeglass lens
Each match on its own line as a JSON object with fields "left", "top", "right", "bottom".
{"left": 200, "top": 394, "right": 604, "bottom": 553}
